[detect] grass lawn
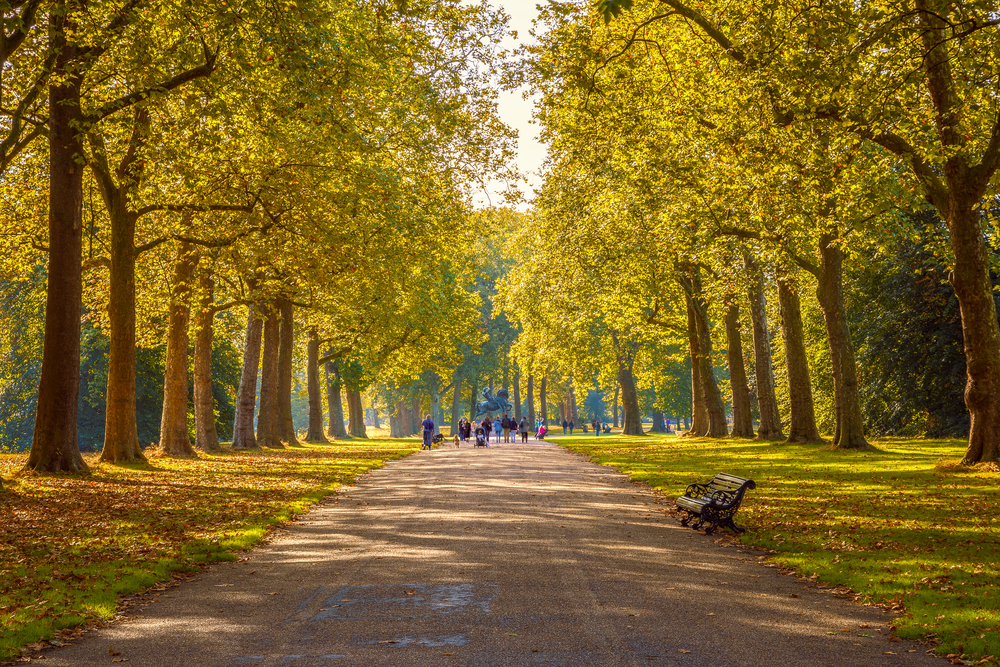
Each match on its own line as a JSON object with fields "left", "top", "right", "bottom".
{"left": 0, "top": 439, "right": 419, "bottom": 661}
{"left": 559, "top": 433, "right": 1000, "bottom": 666}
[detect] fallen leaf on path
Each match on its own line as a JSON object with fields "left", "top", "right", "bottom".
{"left": 441, "top": 652, "right": 454, "bottom": 656}
{"left": 679, "top": 650, "right": 692, "bottom": 654}
{"left": 377, "top": 640, "right": 397, "bottom": 644}
{"left": 884, "top": 651, "right": 897, "bottom": 655}
{"left": 790, "top": 594, "right": 799, "bottom": 598}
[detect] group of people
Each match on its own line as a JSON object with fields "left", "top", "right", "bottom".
{"left": 457, "top": 414, "right": 531, "bottom": 445}
{"left": 423, "top": 413, "right": 613, "bottom": 450}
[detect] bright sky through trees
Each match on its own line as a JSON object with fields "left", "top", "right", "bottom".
{"left": 475, "top": 0, "right": 547, "bottom": 211}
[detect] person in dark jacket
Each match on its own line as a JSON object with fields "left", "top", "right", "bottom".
{"left": 561, "top": 419, "right": 568, "bottom": 434}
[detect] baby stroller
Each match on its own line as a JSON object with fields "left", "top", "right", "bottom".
{"left": 474, "top": 427, "right": 488, "bottom": 448}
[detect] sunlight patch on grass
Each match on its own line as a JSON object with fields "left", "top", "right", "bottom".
{"left": 559, "top": 433, "right": 1000, "bottom": 664}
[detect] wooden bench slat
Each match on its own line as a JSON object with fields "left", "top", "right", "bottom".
{"left": 675, "top": 472, "right": 756, "bottom": 535}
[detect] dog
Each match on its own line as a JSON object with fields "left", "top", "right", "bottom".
{"left": 453, "top": 434, "right": 461, "bottom": 448}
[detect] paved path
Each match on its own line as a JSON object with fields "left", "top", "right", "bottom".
{"left": 42, "top": 443, "right": 941, "bottom": 667}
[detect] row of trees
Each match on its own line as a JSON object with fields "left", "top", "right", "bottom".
{"left": 492, "top": 0, "right": 999, "bottom": 461}
{"left": 0, "top": 0, "right": 517, "bottom": 480}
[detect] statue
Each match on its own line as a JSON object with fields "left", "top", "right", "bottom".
{"left": 474, "top": 387, "right": 513, "bottom": 418}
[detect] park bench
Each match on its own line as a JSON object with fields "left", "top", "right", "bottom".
{"left": 676, "top": 472, "right": 756, "bottom": 535}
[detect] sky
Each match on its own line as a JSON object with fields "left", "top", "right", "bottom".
{"left": 474, "top": 1, "right": 548, "bottom": 211}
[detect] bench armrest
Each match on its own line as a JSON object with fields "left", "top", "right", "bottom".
{"left": 683, "top": 482, "right": 711, "bottom": 498}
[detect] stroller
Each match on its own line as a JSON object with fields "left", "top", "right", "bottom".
{"left": 474, "top": 427, "right": 488, "bottom": 448}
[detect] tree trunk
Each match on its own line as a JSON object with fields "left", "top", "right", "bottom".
{"left": 256, "top": 305, "right": 282, "bottom": 448}
{"left": 347, "top": 391, "right": 368, "bottom": 438}
{"left": 372, "top": 409, "right": 380, "bottom": 429}
{"left": 686, "top": 298, "right": 708, "bottom": 436}
{"left": 650, "top": 410, "right": 666, "bottom": 433}
{"left": 468, "top": 378, "right": 478, "bottom": 421}
{"left": 431, "top": 378, "right": 442, "bottom": 434}
{"left": 193, "top": 271, "right": 221, "bottom": 452}
{"left": 777, "top": 279, "right": 822, "bottom": 443}
{"left": 618, "top": 360, "right": 644, "bottom": 435}
{"left": 815, "top": 234, "right": 869, "bottom": 449}
{"left": 390, "top": 402, "right": 405, "bottom": 437}
{"left": 232, "top": 305, "right": 263, "bottom": 450}
{"left": 450, "top": 373, "right": 464, "bottom": 435}
{"left": 26, "top": 12, "right": 88, "bottom": 474}
{"left": 725, "top": 304, "right": 755, "bottom": 438}
{"left": 101, "top": 204, "right": 146, "bottom": 462}
{"left": 569, "top": 383, "right": 579, "bottom": 425}
{"left": 539, "top": 376, "right": 548, "bottom": 425}
{"left": 157, "top": 241, "right": 199, "bottom": 457}
{"left": 325, "top": 360, "right": 347, "bottom": 438}
{"left": 411, "top": 396, "right": 422, "bottom": 434}
{"left": 746, "top": 259, "right": 784, "bottom": 439}
{"left": 687, "top": 276, "right": 729, "bottom": 438}
{"left": 527, "top": 375, "right": 535, "bottom": 427}
{"left": 276, "top": 298, "right": 298, "bottom": 445}
{"left": 513, "top": 371, "right": 521, "bottom": 420}
{"left": 192, "top": 270, "right": 222, "bottom": 452}
{"left": 612, "top": 384, "right": 619, "bottom": 428}
{"left": 305, "top": 329, "right": 327, "bottom": 442}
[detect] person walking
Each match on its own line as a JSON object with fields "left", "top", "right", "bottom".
{"left": 421, "top": 414, "right": 435, "bottom": 450}
{"left": 493, "top": 415, "right": 502, "bottom": 444}
{"left": 519, "top": 416, "right": 528, "bottom": 443}
{"left": 561, "top": 418, "right": 568, "bottom": 435}
{"left": 592, "top": 419, "right": 600, "bottom": 436}
{"left": 568, "top": 419, "right": 574, "bottom": 435}
{"left": 482, "top": 417, "right": 492, "bottom": 442}
{"left": 502, "top": 414, "right": 511, "bottom": 443}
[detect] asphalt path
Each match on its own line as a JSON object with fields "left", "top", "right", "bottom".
{"left": 38, "top": 441, "right": 943, "bottom": 667}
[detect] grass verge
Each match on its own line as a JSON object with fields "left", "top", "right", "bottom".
{"left": 558, "top": 433, "right": 1000, "bottom": 666}
{"left": 0, "top": 439, "right": 419, "bottom": 660}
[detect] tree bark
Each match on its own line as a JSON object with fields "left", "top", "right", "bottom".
{"left": 777, "top": 279, "right": 822, "bottom": 443}
{"left": 276, "top": 298, "right": 298, "bottom": 445}
{"left": 157, "top": 241, "right": 199, "bottom": 457}
{"left": 617, "top": 359, "right": 644, "bottom": 435}
{"left": 305, "top": 329, "right": 327, "bottom": 442}
{"left": 513, "top": 370, "right": 521, "bottom": 420}
{"left": 192, "top": 270, "right": 222, "bottom": 452}
{"left": 725, "top": 304, "right": 755, "bottom": 438}
{"left": 569, "top": 383, "right": 579, "bottom": 425}
{"left": 746, "top": 259, "right": 784, "bottom": 439}
{"left": 325, "top": 360, "right": 347, "bottom": 438}
{"left": 390, "top": 402, "right": 405, "bottom": 437}
{"left": 527, "top": 375, "right": 535, "bottom": 427}
{"left": 686, "top": 298, "right": 708, "bottom": 436}
{"left": 814, "top": 234, "right": 868, "bottom": 449}
{"left": 411, "top": 396, "right": 421, "bottom": 434}
{"left": 650, "top": 410, "right": 666, "bottom": 433}
{"left": 26, "top": 10, "right": 88, "bottom": 474}
{"left": 613, "top": 384, "right": 619, "bottom": 428}
{"left": 451, "top": 373, "right": 464, "bottom": 435}
{"left": 101, "top": 205, "right": 146, "bottom": 462}
{"left": 347, "top": 391, "right": 368, "bottom": 438}
{"left": 256, "top": 305, "right": 282, "bottom": 448}
{"left": 688, "top": 280, "right": 729, "bottom": 438}
{"left": 232, "top": 305, "right": 263, "bottom": 450}
{"left": 468, "top": 378, "right": 478, "bottom": 422}
{"left": 431, "top": 378, "right": 442, "bottom": 434}
{"left": 539, "top": 376, "right": 548, "bottom": 425}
